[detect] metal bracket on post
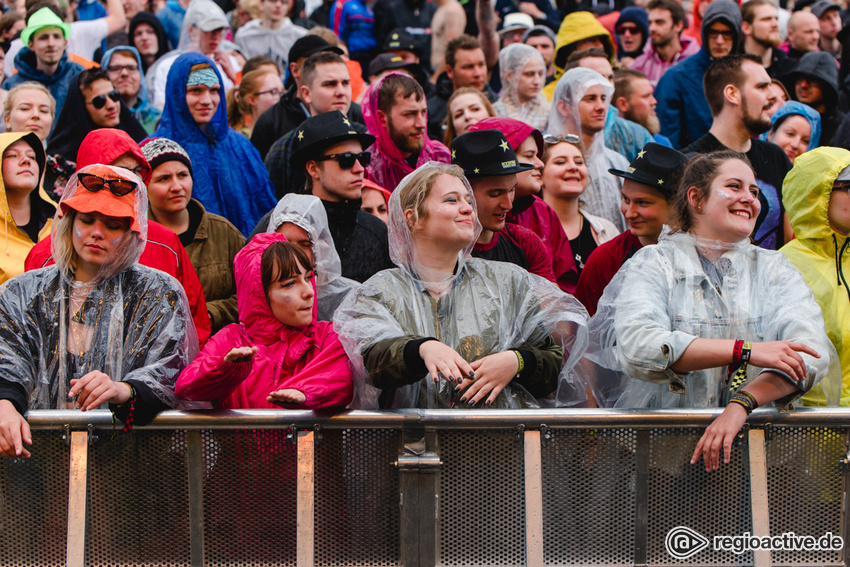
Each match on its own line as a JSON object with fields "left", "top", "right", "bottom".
{"left": 66, "top": 430, "right": 89, "bottom": 567}
{"left": 514, "top": 423, "right": 526, "bottom": 442}
{"left": 748, "top": 428, "right": 770, "bottom": 567}
{"left": 397, "top": 446, "right": 442, "bottom": 567}
{"left": 61, "top": 424, "right": 71, "bottom": 446}
{"left": 297, "top": 428, "right": 316, "bottom": 567}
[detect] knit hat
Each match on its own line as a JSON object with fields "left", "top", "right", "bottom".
{"left": 22, "top": 6, "right": 72, "bottom": 46}
{"left": 140, "top": 137, "right": 193, "bottom": 176}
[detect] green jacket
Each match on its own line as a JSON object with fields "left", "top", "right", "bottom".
{"left": 781, "top": 147, "right": 850, "bottom": 406}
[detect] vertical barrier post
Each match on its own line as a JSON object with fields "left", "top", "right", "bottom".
{"left": 187, "top": 430, "right": 205, "bottom": 567}
{"left": 634, "top": 429, "right": 650, "bottom": 567}
{"left": 66, "top": 430, "right": 88, "bottom": 567}
{"left": 297, "top": 429, "right": 315, "bottom": 567}
{"left": 748, "top": 429, "right": 770, "bottom": 567}
{"left": 524, "top": 430, "right": 543, "bottom": 567}
{"left": 398, "top": 443, "right": 441, "bottom": 567}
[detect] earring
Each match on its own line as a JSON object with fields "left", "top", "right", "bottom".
{"left": 696, "top": 205, "right": 702, "bottom": 212}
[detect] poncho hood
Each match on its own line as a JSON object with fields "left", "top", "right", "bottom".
{"left": 759, "top": 100, "right": 821, "bottom": 150}
{"left": 553, "top": 12, "right": 616, "bottom": 80}
{"left": 76, "top": 128, "right": 152, "bottom": 184}
{"left": 101, "top": 46, "right": 154, "bottom": 108}
{"left": 548, "top": 67, "right": 612, "bottom": 159}
{"left": 235, "top": 232, "right": 319, "bottom": 346}
{"left": 700, "top": 0, "right": 742, "bottom": 56}
{"left": 783, "top": 146, "right": 850, "bottom": 242}
{"left": 129, "top": 11, "right": 172, "bottom": 70}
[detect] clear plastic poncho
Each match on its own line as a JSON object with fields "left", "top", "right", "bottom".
{"left": 334, "top": 162, "right": 591, "bottom": 409}
{"left": 267, "top": 194, "right": 358, "bottom": 322}
{"left": 547, "top": 67, "right": 628, "bottom": 231}
{"left": 495, "top": 44, "right": 550, "bottom": 131}
{"left": 0, "top": 165, "right": 200, "bottom": 410}
{"left": 586, "top": 231, "right": 841, "bottom": 409}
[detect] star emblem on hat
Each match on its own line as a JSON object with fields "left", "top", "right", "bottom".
{"left": 658, "top": 179, "right": 664, "bottom": 185}
{"left": 392, "top": 33, "right": 398, "bottom": 39}
{"left": 451, "top": 149, "right": 456, "bottom": 159}
{"left": 474, "top": 168, "right": 480, "bottom": 174}
{"left": 297, "top": 130, "right": 304, "bottom": 141}
{"left": 342, "top": 117, "right": 351, "bottom": 126}
{"left": 636, "top": 150, "right": 646, "bottom": 159}
{"left": 499, "top": 140, "right": 510, "bottom": 152}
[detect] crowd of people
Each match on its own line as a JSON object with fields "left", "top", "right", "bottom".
{"left": 0, "top": 0, "right": 847, "bottom": 472}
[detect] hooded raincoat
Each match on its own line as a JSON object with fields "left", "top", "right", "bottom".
{"left": 493, "top": 44, "right": 551, "bottom": 132}
{"left": 654, "top": 0, "right": 741, "bottom": 149}
{"left": 0, "top": 165, "right": 202, "bottom": 425}
{"left": 587, "top": 231, "right": 841, "bottom": 409}
{"left": 0, "top": 132, "right": 55, "bottom": 284}
{"left": 175, "top": 233, "right": 353, "bottom": 409}
{"left": 152, "top": 52, "right": 277, "bottom": 237}
{"left": 759, "top": 100, "right": 821, "bottom": 152}
{"left": 1, "top": 49, "right": 85, "bottom": 118}
{"left": 781, "top": 147, "right": 850, "bottom": 405}
{"left": 266, "top": 194, "right": 358, "bottom": 322}
{"left": 334, "top": 162, "right": 591, "bottom": 409}
{"left": 547, "top": 67, "right": 629, "bottom": 231}
{"left": 129, "top": 12, "right": 172, "bottom": 72}
{"left": 46, "top": 71, "right": 148, "bottom": 163}
{"left": 543, "top": 12, "right": 616, "bottom": 100}
{"left": 363, "top": 72, "right": 452, "bottom": 192}
{"left": 101, "top": 46, "right": 163, "bottom": 134}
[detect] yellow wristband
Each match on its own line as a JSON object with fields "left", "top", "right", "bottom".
{"left": 513, "top": 350, "right": 524, "bottom": 377}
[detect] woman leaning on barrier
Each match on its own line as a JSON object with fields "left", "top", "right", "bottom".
{"left": 587, "top": 150, "right": 841, "bottom": 471}
{"left": 334, "top": 162, "right": 591, "bottom": 409}
{"left": 0, "top": 164, "right": 201, "bottom": 458}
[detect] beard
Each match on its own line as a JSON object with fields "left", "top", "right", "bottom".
{"left": 388, "top": 119, "right": 425, "bottom": 154}
{"left": 753, "top": 32, "right": 781, "bottom": 49}
{"left": 741, "top": 97, "right": 772, "bottom": 135}
{"left": 644, "top": 112, "right": 661, "bottom": 135}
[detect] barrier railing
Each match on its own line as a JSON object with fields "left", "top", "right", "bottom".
{"left": 2, "top": 408, "right": 849, "bottom": 567}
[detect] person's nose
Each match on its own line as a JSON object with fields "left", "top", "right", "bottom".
{"left": 302, "top": 280, "right": 315, "bottom": 300}
{"left": 624, "top": 202, "right": 638, "bottom": 218}
{"left": 90, "top": 221, "right": 106, "bottom": 239}
{"left": 414, "top": 111, "right": 426, "bottom": 129}
{"left": 351, "top": 157, "right": 365, "bottom": 174}
{"left": 459, "top": 198, "right": 473, "bottom": 215}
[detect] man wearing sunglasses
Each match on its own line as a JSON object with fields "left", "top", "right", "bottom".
{"left": 262, "top": 110, "right": 393, "bottom": 284}
{"left": 614, "top": 7, "right": 648, "bottom": 66}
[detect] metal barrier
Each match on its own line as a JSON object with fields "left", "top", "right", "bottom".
{"left": 1, "top": 408, "right": 849, "bottom": 567}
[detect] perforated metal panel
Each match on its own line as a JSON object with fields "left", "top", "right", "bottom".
{"left": 437, "top": 429, "right": 525, "bottom": 566}
{"left": 647, "top": 427, "right": 752, "bottom": 566}
{"left": 202, "top": 429, "right": 297, "bottom": 567}
{"left": 0, "top": 430, "right": 69, "bottom": 567}
{"left": 84, "top": 429, "right": 190, "bottom": 566}
{"left": 542, "top": 427, "right": 637, "bottom": 566}
{"left": 314, "top": 428, "right": 401, "bottom": 566}
{"left": 766, "top": 426, "right": 845, "bottom": 566}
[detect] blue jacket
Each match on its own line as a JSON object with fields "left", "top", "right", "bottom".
{"left": 102, "top": 46, "right": 162, "bottom": 134}
{"left": 2, "top": 48, "right": 84, "bottom": 118}
{"left": 330, "top": 0, "right": 377, "bottom": 53}
{"left": 151, "top": 52, "right": 277, "bottom": 237}
{"left": 156, "top": 0, "right": 186, "bottom": 52}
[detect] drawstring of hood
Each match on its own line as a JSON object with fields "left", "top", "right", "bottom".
{"left": 834, "top": 233, "right": 850, "bottom": 302}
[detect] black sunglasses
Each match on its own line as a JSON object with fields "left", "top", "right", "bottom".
{"left": 315, "top": 151, "right": 371, "bottom": 169}
{"left": 86, "top": 89, "right": 121, "bottom": 110}
{"left": 78, "top": 172, "right": 136, "bottom": 196}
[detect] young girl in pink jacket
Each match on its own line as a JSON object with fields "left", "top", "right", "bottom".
{"left": 175, "top": 233, "right": 353, "bottom": 409}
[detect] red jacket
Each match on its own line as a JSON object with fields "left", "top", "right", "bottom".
{"left": 175, "top": 233, "right": 353, "bottom": 409}
{"left": 574, "top": 230, "right": 643, "bottom": 316}
{"left": 24, "top": 221, "right": 212, "bottom": 348}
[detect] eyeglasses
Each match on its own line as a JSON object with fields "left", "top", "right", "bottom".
{"left": 106, "top": 64, "right": 139, "bottom": 74}
{"left": 616, "top": 25, "right": 640, "bottom": 35}
{"left": 85, "top": 89, "right": 121, "bottom": 110}
{"left": 256, "top": 88, "right": 283, "bottom": 98}
{"left": 706, "top": 28, "right": 734, "bottom": 40}
{"left": 315, "top": 151, "right": 371, "bottom": 169}
{"left": 78, "top": 172, "right": 136, "bottom": 196}
{"left": 543, "top": 134, "right": 581, "bottom": 144}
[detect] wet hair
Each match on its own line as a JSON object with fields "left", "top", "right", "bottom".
{"left": 4, "top": 81, "right": 55, "bottom": 118}
{"left": 703, "top": 53, "right": 764, "bottom": 117}
{"left": 260, "top": 240, "right": 315, "bottom": 294}
{"left": 647, "top": 0, "right": 686, "bottom": 28}
{"left": 445, "top": 34, "right": 482, "bottom": 68}
{"left": 78, "top": 67, "right": 111, "bottom": 92}
{"left": 442, "top": 87, "right": 494, "bottom": 147}
{"left": 672, "top": 150, "right": 753, "bottom": 232}
{"left": 397, "top": 162, "right": 466, "bottom": 228}
{"left": 377, "top": 73, "right": 424, "bottom": 115}
{"left": 301, "top": 51, "right": 346, "bottom": 89}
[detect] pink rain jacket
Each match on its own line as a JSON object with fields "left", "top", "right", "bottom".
{"left": 175, "top": 233, "right": 353, "bottom": 409}
{"left": 362, "top": 72, "right": 451, "bottom": 192}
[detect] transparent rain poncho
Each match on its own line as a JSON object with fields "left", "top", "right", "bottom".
{"left": 267, "top": 194, "right": 358, "bottom": 322}
{"left": 547, "top": 67, "right": 628, "bottom": 231}
{"left": 334, "top": 162, "right": 591, "bottom": 409}
{"left": 586, "top": 231, "right": 841, "bottom": 409}
{"left": 0, "top": 164, "right": 200, "bottom": 411}
{"left": 494, "top": 44, "right": 550, "bottom": 132}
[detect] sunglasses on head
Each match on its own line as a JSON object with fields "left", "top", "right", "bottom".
{"left": 87, "top": 89, "right": 121, "bottom": 110}
{"left": 543, "top": 134, "right": 581, "bottom": 144}
{"left": 78, "top": 172, "right": 136, "bottom": 197}
{"left": 315, "top": 151, "right": 371, "bottom": 169}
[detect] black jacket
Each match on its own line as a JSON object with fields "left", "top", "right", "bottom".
{"left": 426, "top": 72, "right": 497, "bottom": 141}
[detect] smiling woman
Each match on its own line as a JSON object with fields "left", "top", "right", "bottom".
{"left": 587, "top": 150, "right": 841, "bottom": 471}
